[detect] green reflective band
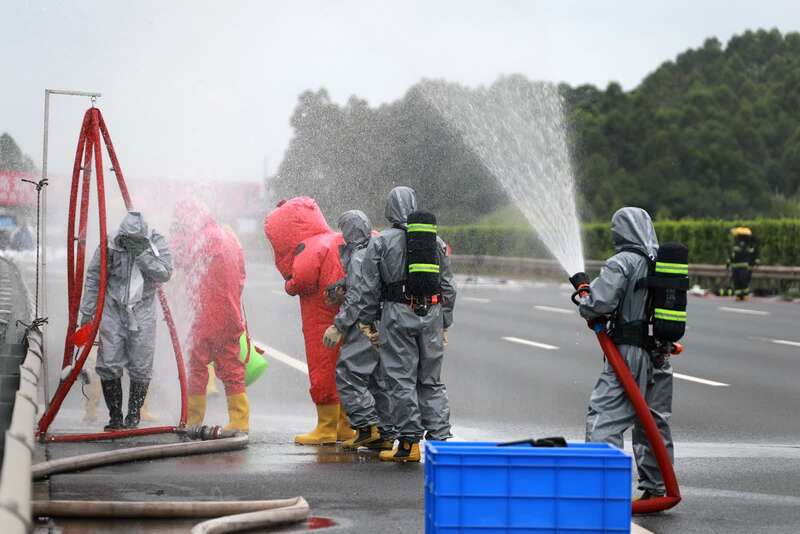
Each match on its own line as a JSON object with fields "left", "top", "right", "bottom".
{"left": 654, "top": 308, "right": 687, "bottom": 322}
{"left": 730, "top": 262, "right": 751, "bottom": 269}
{"left": 409, "top": 263, "right": 440, "bottom": 274}
{"left": 407, "top": 223, "right": 438, "bottom": 233}
{"left": 656, "top": 261, "right": 688, "bottom": 275}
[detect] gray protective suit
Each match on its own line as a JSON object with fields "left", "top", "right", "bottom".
{"left": 80, "top": 212, "right": 173, "bottom": 382}
{"left": 579, "top": 207, "right": 674, "bottom": 493}
{"left": 357, "top": 187, "right": 457, "bottom": 442}
{"left": 334, "top": 210, "right": 395, "bottom": 438}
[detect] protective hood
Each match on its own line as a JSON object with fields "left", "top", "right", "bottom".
{"left": 172, "top": 198, "right": 215, "bottom": 235}
{"left": 384, "top": 186, "right": 417, "bottom": 226}
{"left": 611, "top": 207, "right": 658, "bottom": 259}
{"left": 112, "top": 211, "right": 149, "bottom": 249}
{"left": 264, "top": 197, "right": 332, "bottom": 279}
{"left": 337, "top": 210, "right": 371, "bottom": 247}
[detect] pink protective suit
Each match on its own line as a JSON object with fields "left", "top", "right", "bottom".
{"left": 172, "top": 200, "right": 246, "bottom": 396}
{"left": 264, "top": 197, "right": 344, "bottom": 405}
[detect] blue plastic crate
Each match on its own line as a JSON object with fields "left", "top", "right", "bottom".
{"left": 424, "top": 441, "right": 632, "bottom": 534}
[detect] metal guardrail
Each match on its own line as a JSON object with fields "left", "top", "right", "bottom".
{"left": 0, "top": 327, "right": 43, "bottom": 534}
{"left": 450, "top": 255, "right": 800, "bottom": 284}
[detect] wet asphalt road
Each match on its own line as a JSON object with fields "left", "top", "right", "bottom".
{"left": 38, "top": 260, "right": 800, "bottom": 533}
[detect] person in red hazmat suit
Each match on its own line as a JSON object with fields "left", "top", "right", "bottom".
{"left": 171, "top": 199, "right": 249, "bottom": 432}
{"left": 264, "top": 197, "right": 355, "bottom": 445}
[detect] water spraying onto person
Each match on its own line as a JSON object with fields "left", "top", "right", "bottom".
{"left": 421, "top": 76, "right": 584, "bottom": 275}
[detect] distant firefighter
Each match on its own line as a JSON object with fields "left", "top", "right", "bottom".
{"left": 728, "top": 227, "right": 759, "bottom": 300}
{"left": 171, "top": 199, "right": 249, "bottom": 433}
{"left": 264, "top": 197, "right": 355, "bottom": 445}
{"left": 80, "top": 211, "right": 172, "bottom": 431}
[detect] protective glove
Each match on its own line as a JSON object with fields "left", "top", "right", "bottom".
{"left": 322, "top": 324, "right": 343, "bottom": 349}
{"left": 358, "top": 322, "right": 380, "bottom": 349}
{"left": 443, "top": 328, "right": 449, "bottom": 348}
{"left": 568, "top": 272, "right": 590, "bottom": 290}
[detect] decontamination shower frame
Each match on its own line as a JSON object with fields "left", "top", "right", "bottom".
{"left": 36, "top": 97, "right": 187, "bottom": 442}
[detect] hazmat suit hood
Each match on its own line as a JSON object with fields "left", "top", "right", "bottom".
{"left": 112, "top": 211, "right": 149, "bottom": 250}
{"left": 384, "top": 186, "right": 417, "bottom": 227}
{"left": 264, "top": 197, "right": 332, "bottom": 279}
{"left": 611, "top": 207, "right": 658, "bottom": 259}
{"left": 338, "top": 210, "right": 371, "bottom": 247}
{"left": 170, "top": 198, "right": 216, "bottom": 270}
{"left": 338, "top": 210, "right": 372, "bottom": 270}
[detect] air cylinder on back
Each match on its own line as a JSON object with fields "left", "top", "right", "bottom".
{"left": 651, "top": 242, "right": 689, "bottom": 342}
{"left": 405, "top": 211, "right": 440, "bottom": 298}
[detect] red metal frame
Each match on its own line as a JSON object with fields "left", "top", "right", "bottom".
{"left": 37, "top": 107, "right": 187, "bottom": 441}
{"left": 592, "top": 323, "right": 681, "bottom": 514}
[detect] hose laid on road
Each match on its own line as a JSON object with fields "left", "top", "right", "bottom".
{"left": 32, "top": 497, "right": 306, "bottom": 519}
{"left": 190, "top": 497, "right": 310, "bottom": 534}
{"left": 33, "top": 497, "right": 311, "bottom": 533}
{"left": 32, "top": 434, "right": 248, "bottom": 480}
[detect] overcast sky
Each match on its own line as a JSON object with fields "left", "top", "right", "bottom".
{"left": 2, "top": 0, "right": 799, "bottom": 183}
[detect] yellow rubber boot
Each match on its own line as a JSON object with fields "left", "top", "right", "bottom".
{"left": 187, "top": 394, "right": 207, "bottom": 427}
{"left": 379, "top": 440, "right": 421, "bottom": 462}
{"left": 140, "top": 389, "right": 158, "bottom": 422}
{"left": 342, "top": 425, "right": 381, "bottom": 449}
{"left": 337, "top": 405, "right": 356, "bottom": 442}
{"left": 206, "top": 365, "right": 220, "bottom": 395}
{"left": 223, "top": 392, "right": 250, "bottom": 433}
{"left": 82, "top": 375, "right": 101, "bottom": 423}
{"left": 295, "top": 404, "right": 339, "bottom": 445}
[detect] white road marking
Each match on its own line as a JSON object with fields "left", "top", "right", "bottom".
{"left": 771, "top": 339, "right": 800, "bottom": 348}
{"left": 534, "top": 305, "right": 574, "bottom": 315}
{"left": 502, "top": 336, "right": 559, "bottom": 351}
{"left": 718, "top": 306, "right": 771, "bottom": 316}
{"left": 673, "top": 372, "right": 729, "bottom": 387}
{"left": 462, "top": 297, "right": 491, "bottom": 304}
{"left": 252, "top": 339, "right": 308, "bottom": 375}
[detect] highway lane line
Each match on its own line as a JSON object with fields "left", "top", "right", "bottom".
{"left": 673, "top": 372, "right": 729, "bottom": 387}
{"left": 253, "top": 339, "right": 309, "bottom": 375}
{"left": 771, "top": 339, "right": 800, "bottom": 348}
{"left": 462, "top": 297, "right": 491, "bottom": 303}
{"left": 533, "top": 305, "right": 574, "bottom": 315}
{"left": 718, "top": 306, "right": 771, "bottom": 316}
{"left": 502, "top": 336, "right": 559, "bottom": 351}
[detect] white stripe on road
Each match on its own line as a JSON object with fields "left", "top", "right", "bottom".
{"left": 502, "top": 336, "right": 559, "bottom": 351}
{"left": 673, "top": 372, "right": 729, "bottom": 387}
{"left": 534, "top": 305, "right": 574, "bottom": 315}
{"left": 771, "top": 339, "right": 800, "bottom": 348}
{"left": 462, "top": 297, "right": 491, "bottom": 304}
{"left": 718, "top": 306, "right": 771, "bottom": 316}
{"left": 252, "top": 339, "right": 308, "bottom": 375}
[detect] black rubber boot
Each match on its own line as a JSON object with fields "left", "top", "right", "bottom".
{"left": 124, "top": 380, "right": 149, "bottom": 429}
{"left": 101, "top": 378, "right": 124, "bottom": 431}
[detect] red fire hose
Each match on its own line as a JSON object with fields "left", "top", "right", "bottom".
{"left": 37, "top": 107, "right": 187, "bottom": 442}
{"left": 592, "top": 323, "right": 681, "bottom": 514}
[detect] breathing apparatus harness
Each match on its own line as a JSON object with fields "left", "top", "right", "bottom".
{"left": 571, "top": 243, "right": 689, "bottom": 360}
{"left": 384, "top": 210, "right": 442, "bottom": 317}
{"left": 610, "top": 244, "right": 689, "bottom": 361}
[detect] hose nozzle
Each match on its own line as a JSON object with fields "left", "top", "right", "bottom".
{"left": 569, "top": 272, "right": 590, "bottom": 306}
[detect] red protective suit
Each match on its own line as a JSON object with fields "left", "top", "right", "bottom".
{"left": 264, "top": 197, "right": 345, "bottom": 405}
{"left": 172, "top": 200, "right": 246, "bottom": 396}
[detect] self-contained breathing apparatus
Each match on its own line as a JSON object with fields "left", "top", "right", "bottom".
{"left": 571, "top": 242, "right": 689, "bottom": 364}
{"left": 611, "top": 242, "right": 689, "bottom": 364}
{"left": 384, "top": 210, "right": 443, "bottom": 317}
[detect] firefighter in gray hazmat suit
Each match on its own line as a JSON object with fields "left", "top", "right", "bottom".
{"left": 80, "top": 211, "right": 173, "bottom": 431}
{"left": 576, "top": 207, "right": 674, "bottom": 500}
{"left": 322, "top": 210, "right": 396, "bottom": 450}
{"left": 356, "top": 186, "right": 457, "bottom": 462}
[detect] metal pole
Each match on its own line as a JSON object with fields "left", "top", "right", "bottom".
{"left": 39, "top": 89, "right": 101, "bottom": 409}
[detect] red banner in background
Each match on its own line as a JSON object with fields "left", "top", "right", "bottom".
{"left": 0, "top": 171, "right": 37, "bottom": 207}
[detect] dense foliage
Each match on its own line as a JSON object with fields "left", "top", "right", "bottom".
{"left": 440, "top": 219, "right": 800, "bottom": 266}
{"left": 0, "top": 133, "right": 36, "bottom": 172}
{"left": 271, "top": 29, "right": 800, "bottom": 224}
